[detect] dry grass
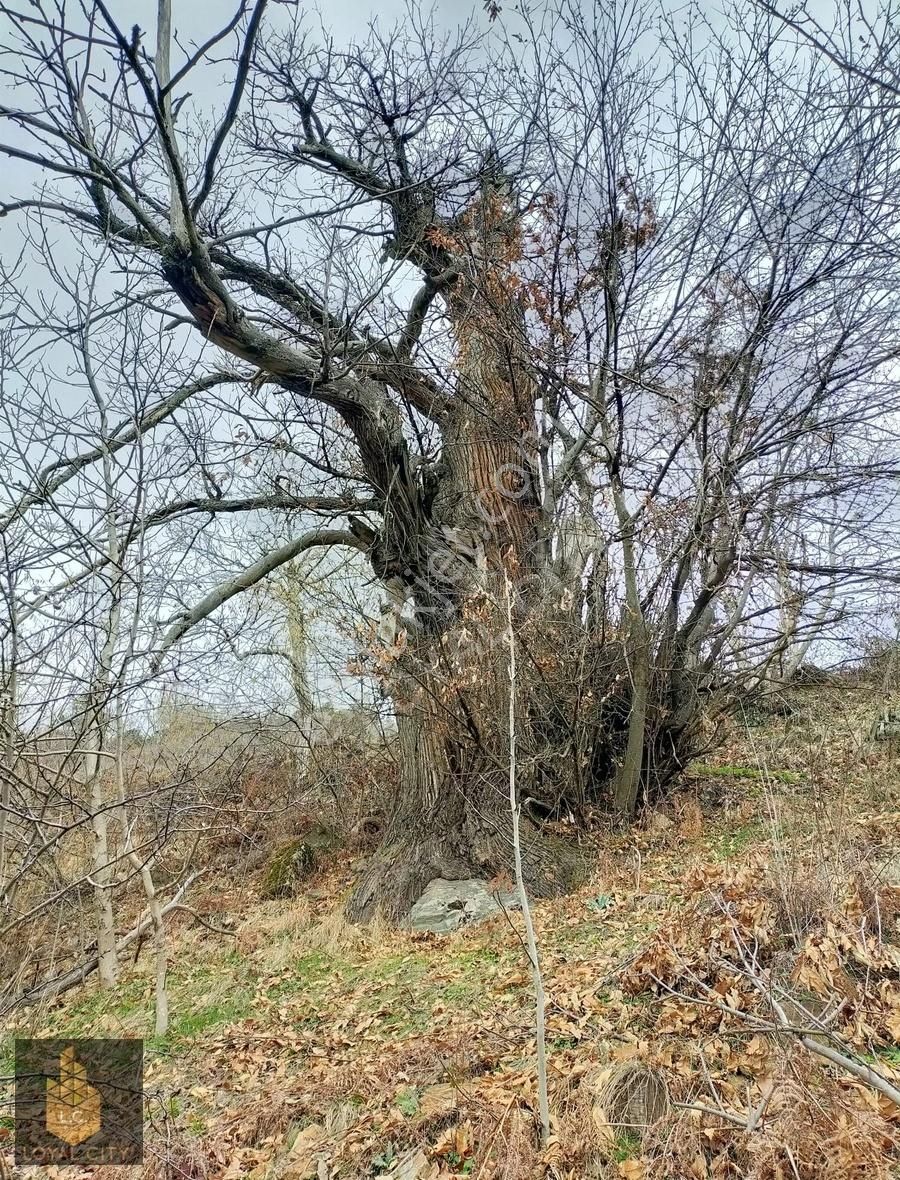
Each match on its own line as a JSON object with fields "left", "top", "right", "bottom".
{"left": 238, "top": 894, "right": 393, "bottom": 973}
{"left": 8, "top": 683, "right": 900, "bottom": 1179}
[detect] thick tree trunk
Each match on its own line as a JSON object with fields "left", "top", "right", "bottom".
{"left": 348, "top": 414, "right": 575, "bottom": 921}
{"left": 346, "top": 677, "right": 584, "bottom": 923}
{"left": 347, "top": 177, "right": 585, "bottom": 922}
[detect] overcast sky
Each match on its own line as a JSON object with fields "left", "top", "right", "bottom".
{"left": 1, "top": 0, "right": 892, "bottom": 723}
{"left": 0, "top": 0, "right": 494, "bottom": 720}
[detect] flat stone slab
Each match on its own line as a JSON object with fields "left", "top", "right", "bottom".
{"left": 407, "top": 877, "right": 521, "bottom": 934}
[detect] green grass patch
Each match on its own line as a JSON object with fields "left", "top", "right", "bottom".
{"left": 360, "top": 952, "right": 431, "bottom": 985}
{"left": 693, "top": 763, "right": 803, "bottom": 784}
{"left": 145, "top": 996, "right": 255, "bottom": 1054}
{"left": 262, "top": 950, "right": 358, "bottom": 1000}
{"left": 613, "top": 1130, "right": 642, "bottom": 1162}
{"left": 167, "top": 993, "right": 253, "bottom": 1040}
{"left": 294, "top": 950, "right": 343, "bottom": 981}
{"left": 0, "top": 1034, "right": 14, "bottom": 1081}
{"left": 713, "top": 820, "right": 765, "bottom": 859}
{"left": 447, "top": 946, "right": 503, "bottom": 969}
{"left": 439, "top": 980, "right": 480, "bottom": 1003}
{"left": 551, "top": 1035, "right": 580, "bottom": 1050}
{"left": 41, "top": 976, "right": 150, "bottom": 1037}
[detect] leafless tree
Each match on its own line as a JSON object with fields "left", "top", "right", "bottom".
{"left": 757, "top": 0, "right": 900, "bottom": 102}
{"left": 2, "top": 0, "right": 900, "bottom": 923}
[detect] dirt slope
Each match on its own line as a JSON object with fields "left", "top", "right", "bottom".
{"left": 4, "top": 688, "right": 900, "bottom": 1179}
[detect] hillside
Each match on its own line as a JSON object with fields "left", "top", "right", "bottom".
{"left": 3, "top": 685, "right": 900, "bottom": 1179}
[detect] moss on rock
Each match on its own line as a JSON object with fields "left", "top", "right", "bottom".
{"left": 261, "top": 825, "right": 340, "bottom": 899}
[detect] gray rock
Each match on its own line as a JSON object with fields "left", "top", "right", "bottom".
{"left": 875, "top": 852, "right": 900, "bottom": 888}
{"left": 407, "top": 877, "right": 520, "bottom": 934}
{"left": 871, "top": 709, "right": 900, "bottom": 740}
{"left": 640, "top": 892, "right": 669, "bottom": 910}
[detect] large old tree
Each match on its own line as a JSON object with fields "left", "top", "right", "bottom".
{"left": 3, "top": 0, "right": 900, "bottom": 918}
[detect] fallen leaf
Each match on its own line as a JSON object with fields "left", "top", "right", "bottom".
{"left": 394, "top": 1148, "right": 439, "bottom": 1180}
{"left": 416, "top": 1082, "right": 459, "bottom": 1120}
{"left": 283, "top": 1124, "right": 328, "bottom": 1180}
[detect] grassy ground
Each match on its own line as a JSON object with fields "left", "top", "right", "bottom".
{"left": 3, "top": 685, "right": 900, "bottom": 1178}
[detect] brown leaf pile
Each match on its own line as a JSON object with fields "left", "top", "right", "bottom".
{"left": 620, "top": 854, "right": 900, "bottom": 1179}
